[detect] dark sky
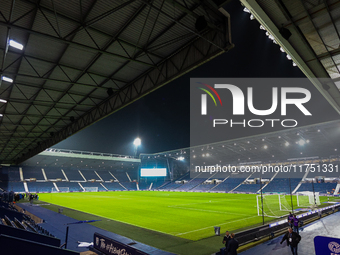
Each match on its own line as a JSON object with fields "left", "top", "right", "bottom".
{"left": 52, "top": 1, "right": 314, "bottom": 156}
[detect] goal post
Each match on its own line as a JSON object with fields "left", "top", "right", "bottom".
{"left": 256, "top": 194, "right": 291, "bottom": 218}
{"left": 84, "top": 187, "right": 98, "bottom": 192}
{"left": 296, "top": 191, "right": 320, "bottom": 206}
{"left": 52, "top": 187, "right": 69, "bottom": 193}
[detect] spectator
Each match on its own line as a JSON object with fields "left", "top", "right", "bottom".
{"left": 226, "top": 233, "right": 239, "bottom": 255}
{"left": 287, "top": 212, "right": 294, "bottom": 228}
{"left": 280, "top": 227, "right": 301, "bottom": 255}
{"left": 222, "top": 231, "right": 231, "bottom": 254}
{"left": 292, "top": 214, "right": 299, "bottom": 234}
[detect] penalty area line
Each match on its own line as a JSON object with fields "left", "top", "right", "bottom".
{"left": 168, "top": 205, "right": 250, "bottom": 216}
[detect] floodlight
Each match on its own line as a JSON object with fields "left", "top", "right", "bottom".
{"left": 133, "top": 138, "right": 141, "bottom": 146}
{"left": 264, "top": 145, "right": 268, "bottom": 149}
{"left": 0, "top": 114, "right": 3, "bottom": 117}
{"left": 250, "top": 14, "right": 255, "bottom": 20}
{"left": 0, "top": 99, "right": 7, "bottom": 103}
{"left": 1, "top": 76, "right": 13, "bottom": 83}
{"left": 243, "top": 7, "right": 250, "bottom": 13}
{"left": 9, "top": 40, "right": 24, "bottom": 50}
{"left": 177, "top": 156, "right": 184, "bottom": 161}
{"left": 298, "top": 139, "right": 305, "bottom": 146}
{"left": 285, "top": 142, "right": 290, "bottom": 147}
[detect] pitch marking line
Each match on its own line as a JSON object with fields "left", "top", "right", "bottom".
{"left": 168, "top": 205, "right": 250, "bottom": 216}
{"left": 175, "top": 215, "right": 259, "bottom": 236}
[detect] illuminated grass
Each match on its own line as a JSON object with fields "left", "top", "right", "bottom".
{"left": 38, "top": 191, "right": 332, "bottom": 241}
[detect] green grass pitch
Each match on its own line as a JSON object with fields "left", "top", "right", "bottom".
{"left": 38, "top": 191, "right": 331, "bottom": 241}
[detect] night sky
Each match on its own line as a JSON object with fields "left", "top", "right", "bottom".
{"left": 52, "top": 1, "right": 313, "bottom": 156}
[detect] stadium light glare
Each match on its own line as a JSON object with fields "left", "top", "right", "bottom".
{"left": 133, "top": 138, "right": 141, "bottom": 146}
{"left": 250, "top": 14, "right": 255, "bottom": 20}
{"left": 9, "top": 39, "right": 24, "bottom": 50}
{"left": 286, "top": 54, "right": 292, "bottom": 60}
{"left": 335, "top": 149, "right": 337, "bottom": 151}
{"left": 285, "top": 141, "right": 290, "bottom": 147}
{"left": 1, "top": 76, "right": 13, "bottom": 83}
{"left": 298, "top": 139, "right": 305, "bottom": 146}
{"left": 264, "top": 145, "right": 268, "bottom": 149}
{"left": 0, "top": 99, "right": 7, "bottom": 103}
{"left": 306, "top": 139, "right": 310, "bottom": 143}
{"left": 280, "top": 47, "right": 285, "bottom": 52}
{"left": 177, "top": 156, "right": 184, "bottom": 161}
{"left": 0, "top": 114, "right": 3, "bottom": 117}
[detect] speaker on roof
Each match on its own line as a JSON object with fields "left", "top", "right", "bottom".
{"left": 279, "top": 27, "right": 292, "bottom": 40}
{"left": 195, "top": 16, "right": 207, "bottom": 32}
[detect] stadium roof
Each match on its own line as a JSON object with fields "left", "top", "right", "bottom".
{"left": 0, "top": 0, "right": 233, "bottom": 165}
{"left": 17, "top": 120, "right": 340, "bottom": 171}
{"left": 241, "top": 0, "right": 340, "bottom": 114}
{"left": 141, "top": 120, "right": 340, "bottom": 166}
{"left": 20, "top": 148, "right": 140, "bottom": 170}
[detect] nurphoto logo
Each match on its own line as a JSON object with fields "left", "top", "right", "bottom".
{"left": 198, "top": 82, "right": 312, "bottom": 128}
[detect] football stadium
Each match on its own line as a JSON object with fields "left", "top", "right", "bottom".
{"left": 1, "top": 1, "right": 340, "bottom": 255}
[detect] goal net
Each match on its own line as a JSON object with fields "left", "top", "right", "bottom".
{"left": 52, "top": 187, "right": 69, "bottom": 193}
{"left": 84, "top": 187, "right": 98, "bottom": 192}
{"left": 257, "top": 194, "right": 291, "bottom": 218}
{"left": 296, "top": 191, "right": 320, "bottom": 207}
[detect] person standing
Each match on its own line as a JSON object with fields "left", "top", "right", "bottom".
{"left": 226, "top": 233, "right": 239, "bottom": 255}
{"left": 222, "top": 231, "right": 231, "bottom": 254}
{"left": 223, "top": 231, "right": 231, "bottom": 247}
{"left": 292, "top": 214, "right": 299, "bottom": 234}
{"left": 280, "top": 227, "right": 301, "bottom": 255}
{"left": 287, "top": 212, "right": 294, "bottom": 228}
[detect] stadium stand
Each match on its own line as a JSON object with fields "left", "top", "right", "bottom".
{"left": 0, "top": 182, "right": 25, "bottom": 193}
{"left": 263, "top": 178, "right": 301, "bottom": 193}
{"left": 158, "top": 182, "right": 183, "bottom": 190}
{"left": 0, "top": 167, "right": 21, "bottom": 181}
{"left": 297, "top": 182, "right": 338, "bottom": 194}
{"left": 55, "top": 182, "right": 82, "bottom": 192}
{"left": 81, "top": 182, "right": 105, "bottom": 191}
{"left": 26, "top": 182, "right": 55, "bottom": 193}
{"left": 79, "top": 170, "right": 100, "bottom": 181}
{"left": 138, "top": 182, "right": 150, "bottom": 190}
{"left": 44, "top": 168, "right": 65, "bottom": 180}
{"left": 62, "top": 169, "right": 84, "bottom": 181}
{"left": 112, "top": 171, "right": 130, "bottom": 182}
{"left": 96, "top": 170, "right": 114, "bottom": 182}
{"left": 211, "top": 178, "right": 245, "bottom": 192}
{"left": 151, "top": 180, "right": 169, "bottom": 189}
{"left": 191, "top": 182, "right": 216, "bottom": 191}
{"left": 235, "top": 183, "right": 261, "bottom": 193}
{"left": 178, "top": 178, "right": 205, "bottom": 191}
{"left": 22, "top": 167, "right": 45, "bottom": 181}
{"left": 120, "top": 182, "right": 137, "bottom": 190}
{"left": 102, "top": 182, "right": 125, "bottom": 191}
